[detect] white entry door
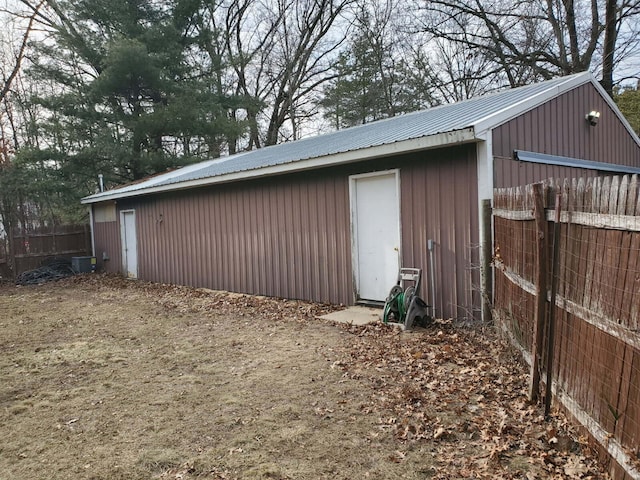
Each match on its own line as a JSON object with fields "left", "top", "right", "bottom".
{"left": 120, "top": 210, "right": 138, "bottom": 279}
{"left": 351, "top": 171, "right": 401, "bottom": 301}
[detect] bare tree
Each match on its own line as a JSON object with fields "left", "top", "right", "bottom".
{"left": 222, "top": 0, "right": 352, "bottom": 146}
{"left": 0, "top": 0, "right": 45, "bottom": 103}
{"left": 0, "top": 0, "right": 48, "bottom": 255}
{"left": 414, "top": 0, "right": 640, "bottom": 95}
{"left": 222, "top": 0, "right": 280, "bottom": 149}
{"left": 602, "top": 0, "right": 640, "bottom": 91}
{"left": 416, "top": 38, "right": 504, "bottom": 102}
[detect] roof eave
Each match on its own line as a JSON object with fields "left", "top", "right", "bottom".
{"left": 81, "top": 127, "right": 477, "bottom": 204}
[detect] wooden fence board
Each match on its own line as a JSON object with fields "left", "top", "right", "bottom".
{"left": 567, "top": 312, "right": 582, "bottom": 405}
{"left": 582, "top": 178, "right": 596, "bottom": 313}
{"left": 613, "top": 345, "right": 634, "bottom": 444}
{"left": 612, "top": 344, "right": 630, "bottom": 444}
{"left": 603, "top": 178, "right": 619, "bottom": 321}
{"left": 575, "top": 225, "right": 589, "bottom": 307}
{"left": 529, "top": 183, "right": 548, "bottom": 402}
{"left": 591, "top": 177, "right": 610, "bottom": 316}
{"left": 585, "top": 322, "right": 599, "bottom": 429}
{"left": 620, "top": 349, "right": 640, "bottom": 449}
{"left": 604, "top": 230, "right": 622, "bottom": 321}
{"left": 564, "top": 179, "right": 578, "bottom": 303}
{"left": 588, "top": 178, "right": 603, "bottom": 313}
{"left": 571, "top": 311, "right": 587, "bottom": 416}
{"left": 556, "top": 308, "right": 565, "bottom": 389}
{"left": 599, "top": 333, "right": 622, "bottom": 433}
{"left": 615, "top": 231, "right": 632, "bottom": 325}
{"left": 605, "top": 177, "right": 625, "bottom": 322}
{"left": 593, "top": 176, "right": 603, "bottom": 212}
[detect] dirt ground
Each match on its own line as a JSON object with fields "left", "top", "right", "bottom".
{"left": 0, "top": 275, "right": 606, "bottom": 479}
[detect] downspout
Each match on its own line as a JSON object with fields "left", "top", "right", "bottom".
{"left": 475, "top": 131, "right": 494, "bottom": 322}
{"left": 427, "top": 239, "right": 436, "bottom": 319}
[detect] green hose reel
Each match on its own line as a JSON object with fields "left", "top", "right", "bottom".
{"left": 382, "top": 268, "right": 431, "bottom": 329}
{"left": 382, "top": 285, "right": 415, "bottom": 324}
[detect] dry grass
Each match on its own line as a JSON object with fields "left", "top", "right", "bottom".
{"left": 0, "top": 275, "right": 606, "bottom": 479}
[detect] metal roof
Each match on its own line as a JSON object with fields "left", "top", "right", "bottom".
{"left": 82, "top": 72, "right": 600, "bottom": 204}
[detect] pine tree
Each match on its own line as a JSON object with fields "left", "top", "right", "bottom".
{"left": 615, "top": 85, "right": 640, "bottom": 135}
{"left": 26, "top": 0, "right": 247, "bottom": 195}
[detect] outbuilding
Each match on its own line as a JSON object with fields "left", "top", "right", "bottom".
{"left": 82, "top": 72, "right": 640, "bottom": 321}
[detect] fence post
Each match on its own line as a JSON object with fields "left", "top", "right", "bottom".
{"left": 544, "top": 190, "right": 563, "bottom": 417}
{"left": 481, "top": 199, "right": 493, "bottom": 322}
{"left": 529, "top": 182, "right": 548, "bottom": 403}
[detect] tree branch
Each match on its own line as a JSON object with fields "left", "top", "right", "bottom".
{"left": 0, "top": 0, "right": 46, "bottom": 103}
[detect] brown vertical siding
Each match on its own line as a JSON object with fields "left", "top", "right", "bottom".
{"left": 93, "top": 221, "right": 121, "bottom": 273}
{"left": 91, "top": 144, "right": 481, "bottom": 319}
{"left": 493, "top": 83, "right": 640, "bottom": 188}
{"left": 401, "top": 145, "right": 480, "bottom": 321}
{"left": 127, "top": 172, "right": 353, "bottom": 305}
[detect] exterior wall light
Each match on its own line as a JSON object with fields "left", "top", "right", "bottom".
{"left": 586, "top": 110, "right": 600, "bottom": 126}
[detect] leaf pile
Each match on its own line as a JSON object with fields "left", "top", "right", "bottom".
{"left": 56, "top": 274, "right": 607, "bottom": 478}
{"left": 63, "top": 273, "right": 341, "bottom": 323}
{"left": 332, "top": 321, "right": 607, "bottom": 479}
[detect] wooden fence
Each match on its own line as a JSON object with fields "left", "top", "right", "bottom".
{"left": 1, "top": 224, "right": 91, "bottom": 278}
{"left": 493, "top": 175, "right": 640, "bottom": 480}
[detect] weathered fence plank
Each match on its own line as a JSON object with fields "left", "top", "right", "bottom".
{"left": 544, "top": 191, "right": 562, "bottom": 417}
{"left": 529, "top": 183, "right": 548, "bottom": 403}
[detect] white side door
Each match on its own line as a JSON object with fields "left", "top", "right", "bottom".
{"left": 120, "top": 210, "right": 138, "bottom": 279}
{"left": 350, "top": 171, "right": 401, "bottom": 302}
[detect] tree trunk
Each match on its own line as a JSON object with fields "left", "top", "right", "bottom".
{"left": 601, "top": 0, "right": 617, "bottom": 97}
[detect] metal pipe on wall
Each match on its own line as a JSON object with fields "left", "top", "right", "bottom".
{"left": 428, "top": 239, "right": 436, "bottom": 319}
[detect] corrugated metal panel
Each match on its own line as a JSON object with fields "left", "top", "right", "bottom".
{"left": 130, "top": 172, "right": 353, "bottom": 305}
{"left": 83, "top": 75, "right": 593, "bottom": 203}
{"left": 93, "top": 221, "right": 120, "bottom": 273}
{"left": 400, "top": 145, "right": 480, "bottom": 321}
{"left": 100, "top": 146, "right": 480, "bottom": 319}
{"left": 493, "top": 83, "right": 640, "bottom": 188}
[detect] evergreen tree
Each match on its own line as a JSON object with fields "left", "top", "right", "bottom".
{"left": 26, "top": 0, "right": 247, "bottom": 197}
{"left": 615, "top": 84, "right": 640, "bottom": 135}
